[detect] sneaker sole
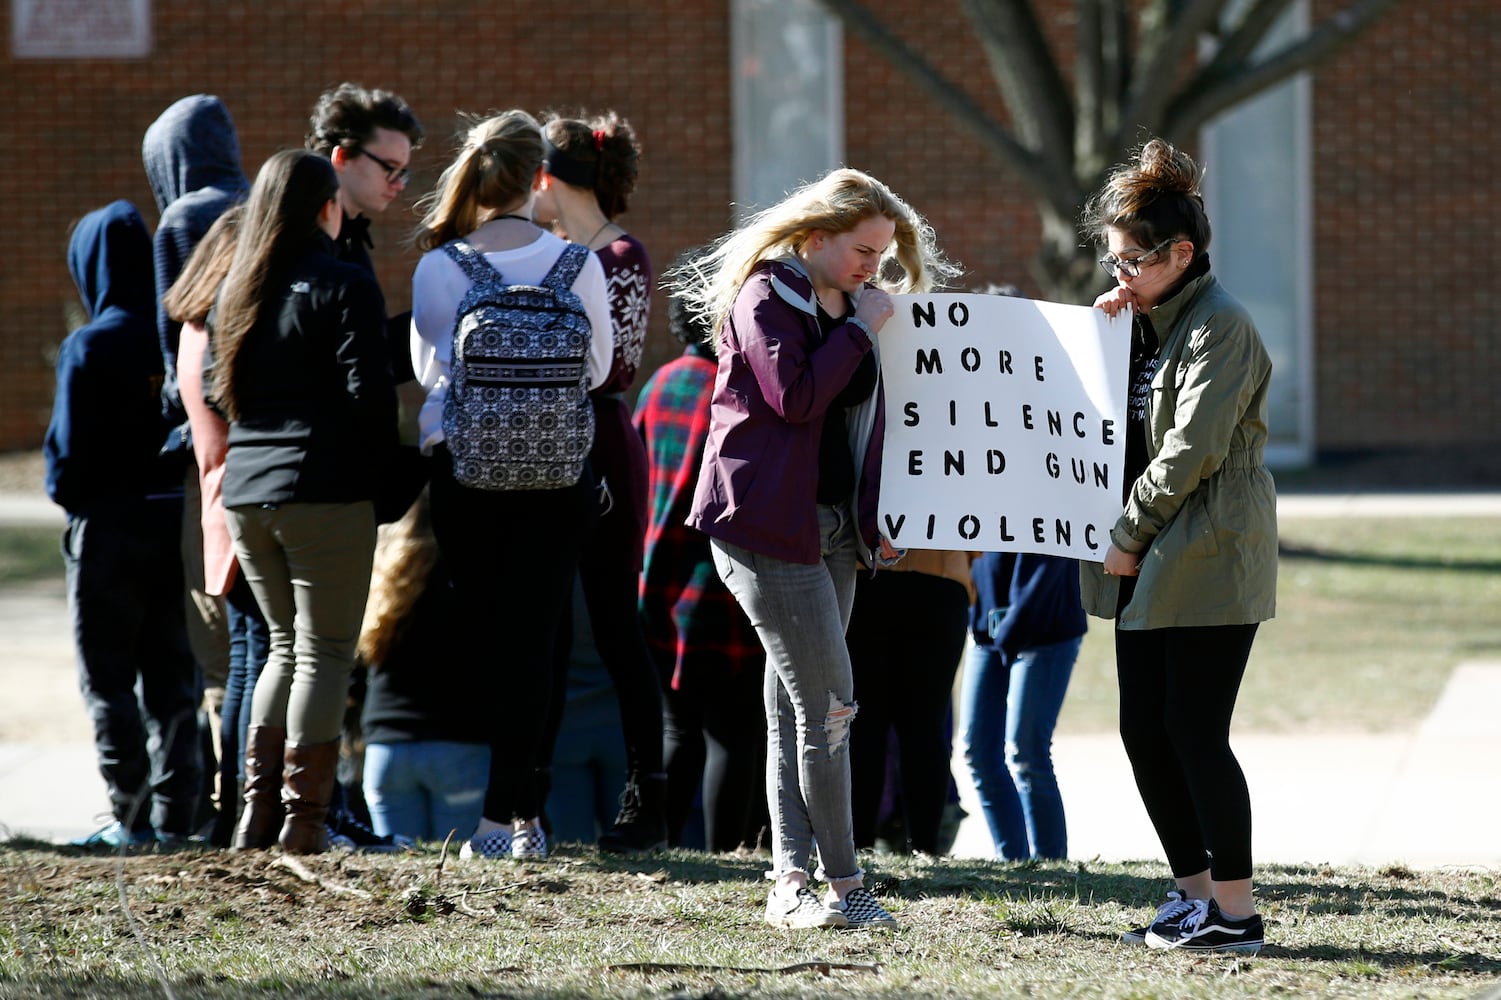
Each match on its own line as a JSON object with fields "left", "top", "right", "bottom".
{"left": 765, "top": 912, "right": 850, "bottom": 930}
{"left": 459, "top": 845, "right": 513, "bottom": 860}
{"left": 1119, "top": 930, "right": 1148, "bottom": 945}
{"left": 1145, "top": 932, "right": 1265, "bottom": 954}
{"left": 1178, "top": 940, "right": 1265, "bottom": 955}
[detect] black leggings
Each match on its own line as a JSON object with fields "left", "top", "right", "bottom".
{"left": 431, "top": 450, "right": 595, "bottom": 822}
{"left": 1116, "top": 622, "right": 1258, "bottom": 882}
{"left": 661, "top": 662, "right": 768, "bottom": 852}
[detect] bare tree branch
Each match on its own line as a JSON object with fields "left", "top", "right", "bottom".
{"left": 812, "top": 0, "right": 1398, "bottom": 299}
{"left": 1119, "top": 0, "right": 1233, "bottom": 142}
{"left": 1075, "top": 0, "right": 1104, "bottom": 162}
{"left": 813, "top": 0, "right": 1084, "bottom": 211}
{"left": 1163, "top": 0, "right": 1400, "bottom": 139}
{"left": 1198, "top": 0, "right": 1297, "bottom": 83}
{"left": 1101, "top": 0, "right": 1132, "bottom": 135}
{"left": 959, "top": 0, "right": 1076, "bottom": 160}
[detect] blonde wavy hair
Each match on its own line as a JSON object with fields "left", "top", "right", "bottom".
{"left": 357, "top": 489, "right": 440, "bottom": 668}
{"left": 666, "top": 167, "right": 959, "bottom": 345}
{"left": 412, "top": 109, "right": 544, "bottom": 252}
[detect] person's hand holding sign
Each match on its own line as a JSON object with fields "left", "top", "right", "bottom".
{"left": 1093, "top": 284, "right": 1137, "bottom": 319}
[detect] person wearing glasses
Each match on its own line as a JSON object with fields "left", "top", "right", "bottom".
{"left": 304, "top": 82, "right": 427, "bottom": 848}
{"left": 1083, "top": 138, "right": 1276, "bottom": 955}
{"left": 305, "top": 83, "right": 424, "bottom": 273}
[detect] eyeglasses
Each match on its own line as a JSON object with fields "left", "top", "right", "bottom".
{"left": 352, "top": 146, "right": 411, "bottom": 186}
{"left": 1098, "top": 238, "right": 1176, "bottom": 279}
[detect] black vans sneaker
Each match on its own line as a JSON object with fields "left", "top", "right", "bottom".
{"left": 1147, "top": 899, "right": 1265, "bottom": 954}
{"left": 1120, "top": 890, "right": 1196, "bottom": 945}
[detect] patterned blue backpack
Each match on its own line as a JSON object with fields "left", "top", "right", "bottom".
{"left": 440, "top": 239, "right": 595, "bottom": 490}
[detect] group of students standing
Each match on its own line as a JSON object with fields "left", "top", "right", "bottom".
{"left": 47, "top": 91, "right": 1276, "bottom": 952}
{"left": 46, "top": 87, "right": 671, "bottom": 861}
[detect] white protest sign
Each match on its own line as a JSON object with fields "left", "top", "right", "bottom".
{"left": 877, "top": 294, "right": 1129, "bottom": 561}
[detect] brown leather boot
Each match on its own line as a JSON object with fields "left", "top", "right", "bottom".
{"left": 278, "top": 739, "right": 340, "bottom": 855}
{"left": 232, "top": 725, "right": 285, "bottom": 850}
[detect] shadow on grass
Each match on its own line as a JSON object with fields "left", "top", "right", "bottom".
{"left": 1278, "top": 541, "right": 1501, "bottom": 574}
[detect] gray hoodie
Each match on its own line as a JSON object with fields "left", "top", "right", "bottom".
{"left": 141, "top": 94, "right": 249, "bottom": 421}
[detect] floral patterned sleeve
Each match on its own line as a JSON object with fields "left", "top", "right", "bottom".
{"left": 593, "top": 233, "right": 653, "bottom": 394}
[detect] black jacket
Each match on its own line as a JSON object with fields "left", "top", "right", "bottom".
{"left": 220, "top": 236, "right": 397, "bottom": 507}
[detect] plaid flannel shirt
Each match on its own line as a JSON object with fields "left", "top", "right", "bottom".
{"left": 634, "top": 347, "right": 763, "bottom": 692}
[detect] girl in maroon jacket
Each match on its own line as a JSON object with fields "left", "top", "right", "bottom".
{"left": 674, "top": 168, "right": 955, "bottom": 930}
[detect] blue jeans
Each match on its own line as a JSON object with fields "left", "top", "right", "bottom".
{"left": 959, "top": 636, "right": 1080, "bottom": 859}
{"left": 363, "top": 741, "right": 490, "bottom": 843}
{"left": 711, "top": 504, "right": 861, "bottom": 883}
{"left": 220, "top": 572, "right": 270, "bottom": 785}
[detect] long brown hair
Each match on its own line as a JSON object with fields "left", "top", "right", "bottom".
{"left": 210, "top": 149, "right": 339, "bottom": 419}
{"left": 162, "top": 205, "right": 243, "bottom": 326}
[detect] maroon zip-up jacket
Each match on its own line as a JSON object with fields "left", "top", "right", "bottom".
{"left": 687, "top": 257, "right": 885, "bottom": 565}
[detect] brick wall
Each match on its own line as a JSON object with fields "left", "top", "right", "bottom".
{"left": 1311, "top": 0, "right": 1500, "bottom": 450}
{"left": 4, "top": 0, "right": 1495, "bottom": 458}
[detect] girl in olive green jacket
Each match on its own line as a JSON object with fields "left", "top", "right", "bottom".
{"left": 1083, "top": 139, "right": 1276, "bottom": 956}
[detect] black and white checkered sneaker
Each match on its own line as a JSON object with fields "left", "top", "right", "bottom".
{"left": 765, "top": 886, "right": 849, "bottom": 929}
{"left": 832, "top": 886, "right": 898, "bottom": 929}
{"left": 511, "top": 819, "right": 548, "bottom": 859}
{"left": 459, "top": 823, "right": 512, "bottom": 860}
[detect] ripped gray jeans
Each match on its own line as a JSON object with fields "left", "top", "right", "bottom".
{"left": 711, "top": 504, "right": 863, "bottom": 883}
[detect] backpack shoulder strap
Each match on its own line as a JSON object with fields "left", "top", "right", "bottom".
{"left": 540, "top": 242, "right": 591, "bottom": 293}
{"left": 442, "top": 239, "right": 505, "bottom": 288}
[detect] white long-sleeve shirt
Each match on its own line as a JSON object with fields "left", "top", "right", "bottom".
{"left": 410, "top": 228, "right": 613, "bottom": 454}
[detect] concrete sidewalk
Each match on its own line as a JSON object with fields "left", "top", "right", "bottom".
{"left": 3, "top": 489, "right": 1500, "bottom": 866}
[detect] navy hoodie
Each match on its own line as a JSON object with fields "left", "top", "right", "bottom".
{"left": 44, "top": 201, "right": 179, "bottom": 515}
{"left": 142, "top": 94, "right": 249, "bottom": 419}
{"left": 968, "top": 551, "right": 1088, "bottom": 660}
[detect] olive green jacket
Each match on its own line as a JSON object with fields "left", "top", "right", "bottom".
{"left": 1081, "top": 271, "right": 1278, "bottom": 629}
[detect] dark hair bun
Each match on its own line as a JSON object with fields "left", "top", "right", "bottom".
{"left": 1136, "top": 138, "right": 1202, "bottom": 197}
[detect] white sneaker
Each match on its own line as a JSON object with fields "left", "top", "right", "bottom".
{"left": 765, "top": 886, "right": 849, "bottom": 929}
